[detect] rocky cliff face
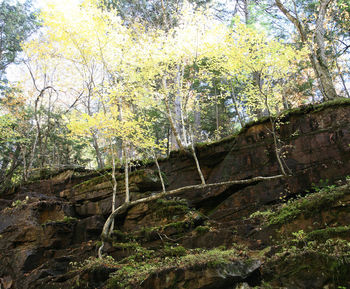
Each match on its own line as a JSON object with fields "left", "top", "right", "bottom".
{"left": 1, "top": 100, "right": 350, "bottom": 289}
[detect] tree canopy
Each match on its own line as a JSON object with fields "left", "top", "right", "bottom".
{"left": 0, "top": 0, "right": 38, "bottom": 85}
{"left": 0, "top": 0, "right": 349, "bottom": 191}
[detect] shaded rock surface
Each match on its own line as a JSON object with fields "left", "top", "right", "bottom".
{"left": 141, "top": 260, "right": 261, "bottom": 289}
{"left": 0, "top": 101, "right": 350, "bottom": 288}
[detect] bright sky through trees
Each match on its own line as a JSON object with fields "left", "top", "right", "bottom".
{"left": 0, "top": 0, "right": 349, "bottom": 190}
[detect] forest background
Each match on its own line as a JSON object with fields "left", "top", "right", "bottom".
{"left": 0, "top": 0, "right": 349, "bottom": 193}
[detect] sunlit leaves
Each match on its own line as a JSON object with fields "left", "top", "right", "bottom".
{"left": 201, "top": 20, "right": 308, "bottom": 117}
{"left": 22, "top": 0, "right": 309, "bottom": 161}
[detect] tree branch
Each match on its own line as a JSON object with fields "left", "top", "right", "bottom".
{"left": 100, "top": 174, "right": 285, "bottom": 241}
{"left": 274, "top": 0, "right": 306, "bottom": 42}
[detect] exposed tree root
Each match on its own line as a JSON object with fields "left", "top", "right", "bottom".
{"left": 99, "top": 174, "right": 285, "bottom": 246}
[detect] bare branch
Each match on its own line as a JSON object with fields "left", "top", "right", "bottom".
{"left": 100, "top": 174, "right": 285, "bottom": 241}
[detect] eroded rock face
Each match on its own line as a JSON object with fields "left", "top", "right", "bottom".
{"left": 141, "top": 260, "right": 261, "bottom": 289}
{"left": 262, "top": 250, "right": 350, "bottom": 289}
{"left": 0, "top": 185, "right": 103, "bottom": 288}
{"left": 0, "top": 102, "right": 350, "bottom": 288}
{"left": 60, "top": 169, "right": 162, "bottom": 216}
{"left": 50, "top": 104, "right": 350, "bottom": 222}
{"left": 194, "top": 105, "right": 350, "bottom": 219}
{"left": 0, "top": 200, "right": 70, "bottom": 286}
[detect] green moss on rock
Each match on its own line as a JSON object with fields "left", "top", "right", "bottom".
{"left": 195, "top": 98, "right": 350, "bottom": 152}
{"left": 72, "top": 173, "right": 112, "bottom": 192}
{"left": 251, "top": 184, "right": 349, "bottom": 226}
{"left": 106, "top": 247, "right": 244, "bottom": 289}
{"left": 263, "top": 238, "right": 350, "bottom": 288}
{"left": 306, "top": 226, "right": 350, "bottom": 241}
{"left": 194, "top": 225, "right": 210, "bottom": 234}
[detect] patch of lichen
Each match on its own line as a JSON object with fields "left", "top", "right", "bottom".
{"left": 162, "top": 244, "right": 187, "bottom": 257}
{"left": 108, "top": 201, "right": 201, "bottom": 245}
{"left": 163, "top": 220, "right": 190, "bottom": 230}
{"left": 115, "top": 210, "right": 203, "bottom": 247}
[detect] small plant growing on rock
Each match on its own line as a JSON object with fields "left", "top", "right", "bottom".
{"left": 346, "top": 176, "right": 350, "bottom": 185}
{"left": 292, "top": 230, "right": 307, "bottom": 246}
{"left": 256, "top": 182, "right": 349, "bottom": 227}
{"left": 249, "top": 209, "right": 273, "bottom": 222}
{"left": 62, "top": 216, "right": 78, "bottom": 223}
{"left": 11, "top": 196, "right": 29, "bottom": 208}
{"left": 70, "top": 255, "right": 118, "bottom": 271}
{"left": 194, "top": 225, "right": 210, "bottom": 234}
{"left": 105, "top": 246, "right": 248, "bottom": 288}
{"left": 162, "top": 245, "right": 187, "bottom": 257}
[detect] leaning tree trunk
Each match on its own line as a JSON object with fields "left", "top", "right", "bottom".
{"left": 310, "top": 54, "right": 337, "bottom": 100}
{"left": 312, "top": 0, "right": 337, "bottom": 100}
{"left": 275, "top": 0, "right": 338, "bottom": 101}
{"left": 189, "top": 127, "right": 206, "bottom": 185}
{"left": 100, "top": 174, "right": 284, "bottom": 241}
{"left": 153, "top": 151, "right": 166, "bottom": 193}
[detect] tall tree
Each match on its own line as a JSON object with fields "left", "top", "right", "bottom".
{"left": 0, "top": 0, "right": 38, "bottom": 85}
{"left": 102, "top": 0, "right": 211, "bottom": 29}
{"left": 272, "top": 0, "right": 338, "bottom": 100}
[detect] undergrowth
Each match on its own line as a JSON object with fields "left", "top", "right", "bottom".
{"left": 107, "top": 247, "right": 243, "bottom": 289}
{"left": 71, "top": 245, "right": 248, "bottom": 289}
{"left": 249, "top": 182, "right": 349, "bottom": 226}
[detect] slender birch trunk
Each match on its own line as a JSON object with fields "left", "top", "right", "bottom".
{"left": 153, "top": 151, "right": 166, "bottom": 193}
{"left": 110, "top": 141, "right": 118, "bottom": 234}
{"left": 124, "top": 145, "right": 130, "bottom": 203}
{"left": 190, "top": 127, "right": 206, "bottom": 185}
